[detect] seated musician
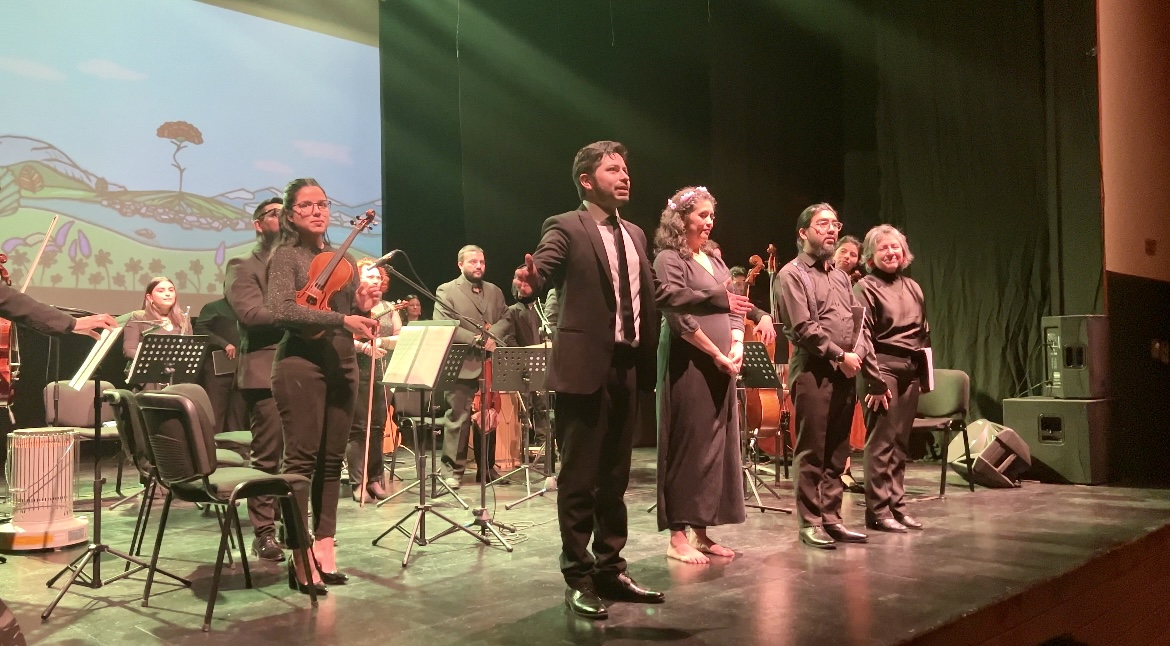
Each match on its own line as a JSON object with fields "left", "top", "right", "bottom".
{"left": 123, "top": 277, "right": 193, "bottom": 387}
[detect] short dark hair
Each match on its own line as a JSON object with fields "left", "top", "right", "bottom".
{"left": 795, "top": 202, "right": 837, "bottom": 251}
{"left": 252, "top": 197, "right": 282, "bottom": 221}
{"left": 572, "top": 141, "right": 628, "bottom": 200}
{"left": 729, "top": 265, "right": 747, "bottom": 278}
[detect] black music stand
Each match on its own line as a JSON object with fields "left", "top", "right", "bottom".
{"left": 493, "top": 347, "right": 555, "bottom": 510}
{"left": 372, "top": 322, "right": 488, "bottom": 567}
{"left": 42, "top": 328, "right": 191, "bottom": 620}
{"left": 738, "top": 342, "right": 791, "bottom": 514}
{"left": 127, "top": 334, "right": 208, "bottom": 388}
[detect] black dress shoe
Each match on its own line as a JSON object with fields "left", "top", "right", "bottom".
{"left": 595, "top": 573, "right": 665, "bottom": 603}
{"left": 565, "top": 586, "right": 608, "bottom": 619}
{"left": 823, "top": 523, "right": 868, "bottom": 543}
{"left": 893, "top": 514, "right": 923, "bottom": 530}
{"left": 799, "top": 526, "right": 837, "bottom": 550}
{"left": 286, "top": 562, "right": 327, "bottom": 596}
{"left": 252, "top": 534, "right": 285, "bottom": 562}
{"left": 866, "top": 518, "right": 908, "bottom": 533}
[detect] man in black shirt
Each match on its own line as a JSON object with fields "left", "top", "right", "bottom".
{"left": 775, "top": 203, "right": 870, "bottom": 550}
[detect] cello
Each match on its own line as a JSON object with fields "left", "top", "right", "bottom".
{"left": 742, "top": 250, "right": 782, "bottom": 447}
{"left": 0, "top": 216, "right": 59, "bottom": 420}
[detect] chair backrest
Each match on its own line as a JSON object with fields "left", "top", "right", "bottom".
{"left": 393, "top": 390, "right": 444, "bottom": 419}
{"left": 43, "top": 380, "right": 115, "bottom": 427}
{"left": 916, "top": 369, "right": 970, "bottom": 420}
{"left": 137, "top": 387, "right": 218, "bottom": 488}
{"left": 103, "top": 389, "right": 154, "bottom": 477}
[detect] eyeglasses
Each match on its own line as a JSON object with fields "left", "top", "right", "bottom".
{"left": 257, "top": 208, "right": 282, "bottom": 220}
{"left": 809, "top": 220, "right": 843, "bottom": 232}
{"left": 292, "top": 200, "right": 331, "bottom": 213}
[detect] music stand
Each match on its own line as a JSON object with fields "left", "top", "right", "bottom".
{"left": 738, "top": 341, "right": 791, "bottom": 514}
{"left": 492, "top": 347, "right": 554, "bottom": 509}
{"left": 42, "top": 328, "right": 191, "bottom": 620}
{"left": 372, "top": 322, "right": 489, "bottom": 567}
{"left": 127, "top": 334, "right": 208, "bottom": 387}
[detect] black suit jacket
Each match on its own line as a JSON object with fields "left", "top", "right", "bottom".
{"left": 0, "top": 282, "right": 75, "bottom": 335}
{"left": 195, "top": 299, "right": 240, "bottom": 350}
{"left": 528, "top": 206, "right": 658, "bottom": 394}
{"left": 225, "top": 250, "right": 284, "bottom": 390}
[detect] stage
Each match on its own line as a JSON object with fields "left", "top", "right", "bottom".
{"left": 3, "top": 449, "right": 1170, "bottom": 645}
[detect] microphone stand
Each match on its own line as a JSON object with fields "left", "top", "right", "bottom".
{"left": 382, "top": 266, "right": 515, "bottom": 551}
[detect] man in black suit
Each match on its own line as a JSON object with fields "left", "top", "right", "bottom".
{"left": 224, "top": 197, "right": 286, "bottom": 561}
{"left": 517, "top": 141, "right": 751, "bottom": 619}
{"left": 194, "top": 293, "right": 246, "bottom": 438}
{"left": 434, "top": 244, "right": 508, "bottom": 488}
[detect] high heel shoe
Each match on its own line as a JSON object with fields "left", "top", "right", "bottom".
{"left": 287, "top": 560, "right": 328, "bottom": 596}
{"left": 311, "top": 541, "right": 349, "bottom": 585}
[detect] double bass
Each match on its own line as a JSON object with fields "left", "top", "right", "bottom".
{"left": 742, "top": 249, "right": 782, "bottom": 445}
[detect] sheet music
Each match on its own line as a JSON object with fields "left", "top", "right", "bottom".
{"left": 69, "top": 326, "right": 124, "bottom": 389}
{"left": 382, "top": 327, "right": 423, "bottom": 386}
{"left": 407, "top": 326, "right": 455, "bottom": 386}
{"left": 919, "top": 347, "right": 935, "bottom": 392}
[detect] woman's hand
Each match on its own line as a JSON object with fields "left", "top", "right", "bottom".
{"left": 344, "top": 314, "right": 379, "bottom": 340}
{"left": 727, "top": 340, "right": 744, "bottom": 372}
{"left": 713, "top": 353, "right": 739, "bottom": 376}
{"left": 865, "top": 392, "right": 890, "bottom": 411}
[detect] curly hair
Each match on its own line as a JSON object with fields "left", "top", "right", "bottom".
{"left": 652, "top": 186, "right": 717, "bottom": 258}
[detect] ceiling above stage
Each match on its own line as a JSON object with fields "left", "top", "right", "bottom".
{"left": 196, "top": 0, "right": 378, "bottom": 47}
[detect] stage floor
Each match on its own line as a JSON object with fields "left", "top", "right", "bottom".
{"left": 3, "top": 449, "right": 1170, "bottom": 645}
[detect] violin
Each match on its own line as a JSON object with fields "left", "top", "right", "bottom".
{"left": 471, "top": 324, "right": 503, "bottom": 432}
{"left": 297, "top": 208, "right": 376, "bottom": 309}
{"left": 296, "top": 209, "right": 376, "bottom": 336}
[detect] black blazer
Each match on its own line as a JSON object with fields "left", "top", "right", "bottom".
{"left": 194, "top": 299, "right": 240, "bottom": 351}
{"left": 528, "top": 206, "right": 658, "bottom": 394}
{"left": 225, "top": 250, "right": 283, "bottom": 390}
{"left": 0, "top": 282, "right": 75, "bottom": 335}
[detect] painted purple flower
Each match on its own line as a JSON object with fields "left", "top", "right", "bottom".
{"left": 215, "top": 241, "right": 226, "bottom": 267}
{"left": 77, "top": 230, "right": 91, "bottom": 258}
{"left": 54, "top": 221, "right": 74, "bottom": 250}
{"left": 69, "top": 239, "right": 78, "bottom": 260}
{"left": 2, "top": 237, "right": 23, "bottom": 253}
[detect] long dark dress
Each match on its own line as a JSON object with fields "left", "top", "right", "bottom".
{"left": 654, "top": 250, "right": 745, "bottom": 532}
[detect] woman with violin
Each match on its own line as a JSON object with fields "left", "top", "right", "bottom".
{"left": 266, "top": 178, "right": 379, "bottom": 594}
{"left": 652, "top": 186, "right": 745, "bottom": 565}
{"left": 346, "top": 258, "right": 404, "bottom": 503}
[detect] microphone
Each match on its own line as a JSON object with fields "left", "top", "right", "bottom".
{"left": 374, "top": 250, "right": 403, "bottom": 267}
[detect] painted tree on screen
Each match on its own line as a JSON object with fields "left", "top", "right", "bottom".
{"left": 156, "top": 121, "right": 204, "bottom": 193}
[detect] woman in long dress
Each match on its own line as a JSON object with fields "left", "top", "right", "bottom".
{"left": 652, "top": 186, "right": 745, "bottom": 565}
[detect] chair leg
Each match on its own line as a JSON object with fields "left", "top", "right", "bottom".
{"left": 142, "top": 492, "right": 174, "bottom": 607}
{"left": 115, "top": 458, "right": 125, "bottom": 497}
{"left": 961, "top": 423, "right": 975, "bottom": 492}
{"left": 228, "top": 502, "right": 252, "bottom": 588}
{"left": 125, "top": 477, "right": 151, "bottom": 572}
{"left": 203, "top": 508, "right": 234, "bottom": 632}
{"left": 134, "top": 478, "right": 157, "bottom": 557}
{"left": 213, "top": 507, "right": 235, "bottom": 570}
{"left": 938, "top": 427, "right": 952, "bottom": 498}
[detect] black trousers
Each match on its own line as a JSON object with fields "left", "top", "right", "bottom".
{"left": 272, "top": 336, "right": 358, "bottom": 539}
{"left": 202, "top": 370, "right": 247, "bottom": 438}
{"left": 243, "top": 388, "right": 284, "bottom": 538}
{"left": 347, "top": 360, "right": 388, "bottom": 487}
{"left": 556, "top": 346, "right": 638, "bottom": 588}
{"left": 441, "top": 378, "right": 495, "bottom": 476}
{"left": 791, "top": 363, "right": 857, "bottom": 528}
{"left": 863, "top": 355, "right": 921, "bottom": 521}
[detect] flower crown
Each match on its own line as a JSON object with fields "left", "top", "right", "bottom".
{"left": 667, "top": 186, "right": 707, "bottom": 212}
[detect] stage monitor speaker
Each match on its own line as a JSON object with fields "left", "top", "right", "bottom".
{"left": 1042, "top": 315, "right": 1109, "bottom": 399}
{"left": 1003, "top": 396, "right": 1109, "bottom": 485}
{"left": 946, "top": 421, "right": 1031, "bottom": 488}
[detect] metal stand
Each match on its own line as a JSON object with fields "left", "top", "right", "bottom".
{"left": 372, "top": 325, "right": 487, "bottom": 566}
{"left": 738, "top": 342, "right": 791, "bottom": 514}
{"left": 431, "top": 345, "right": 516, "bottom": 551}
{"left": 490, "top": 347, "right": 551, "bottom": 505}
{"left": 43, "top": 328, "right": 194, "bottom": 620}
{"left": 377, "top": 390, "right": 469, "bottom": 509}
{"left": 505, "top": 390, "right": 558, "bottom": 510}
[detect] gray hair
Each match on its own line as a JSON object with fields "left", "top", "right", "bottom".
{"left": 861, "top": 224, "right": 914, "bottom": 272}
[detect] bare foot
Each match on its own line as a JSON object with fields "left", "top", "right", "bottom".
{"left": 667, "top": 542, "right": 710, "bottom": 564}
{"left": 690, "top": 531, "right": 735, "bottom": 558}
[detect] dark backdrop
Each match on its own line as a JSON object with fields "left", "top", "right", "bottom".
{"left": 379, "top": 0, "right": 1102, "bottom": 425}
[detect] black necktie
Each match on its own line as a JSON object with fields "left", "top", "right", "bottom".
{"left": 608, "top": 216, "right": 636, "bottom": 343}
